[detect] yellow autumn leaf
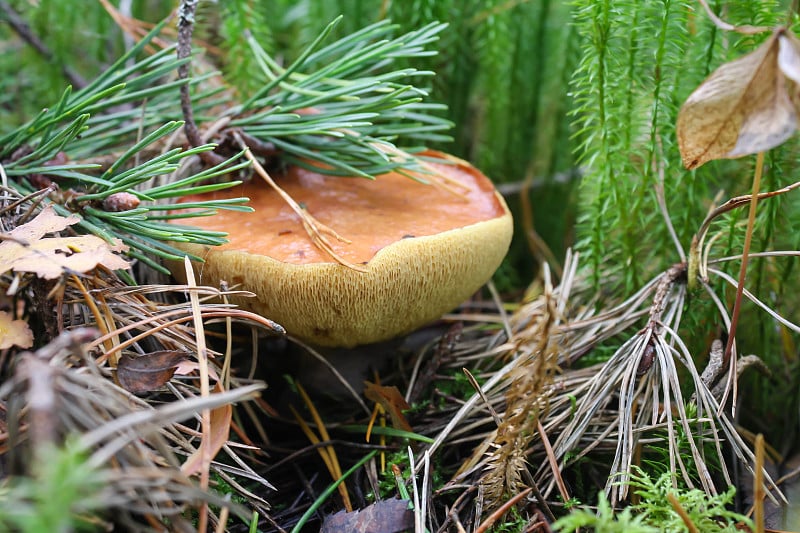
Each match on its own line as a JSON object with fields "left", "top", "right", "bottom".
{"left": 0, "top": 205, "right": 130, "bottom": 279}
{"left": 0, "top": 311, "right": 33, "bottom": 349}
{"left": 677, "top": 30, "right": 798, "bottom": 170}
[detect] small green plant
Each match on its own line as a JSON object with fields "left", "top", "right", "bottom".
{"left": 628, "top": 467, "right": 751, "bottom": 533}
{"left": 552, "top": 467, "right": 752, "bottom": 533}
{"left": 552, "top": 491, "right": 658, "bottom": 533}
{"left": 0, "top": 439, "right": 105, "bottom": 533}
{"left": 640, "top": 403, "right": 722, "bottom": 486}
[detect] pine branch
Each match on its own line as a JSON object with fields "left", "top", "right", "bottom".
{"left": 1, "top": 21, "right": 251, "bottom": 274}
{"left": 223, "top": 17, "right": 453, "bottom": 178}
{"left": 1, "top": 13, "right": 455, "bottom": 275}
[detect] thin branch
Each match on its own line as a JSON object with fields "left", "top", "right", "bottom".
{"left": 0, "top": 0, "right": 87, "bottom": 88}
{"left": 176, "top": 0, "right": 224, "bottom": 166}
{"left": 695, "top": 0, "right": 770, "bottom": 34}
{"left": 696, "top": 179, "right": 800, "bottom": 248}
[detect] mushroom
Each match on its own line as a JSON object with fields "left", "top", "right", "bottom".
{"left": 170, "top": 150, "right": 513, "bottom": 348}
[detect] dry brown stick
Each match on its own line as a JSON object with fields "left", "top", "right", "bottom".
{"left": 667, "top": 493, "right": 699, "bottom": 533}
{"left": 755, "top": 433, "right": 765, "bottom": 533}
{"left": 176, "top": 0, "right": 224, "bottom": 166}
{"left": 474, "top": 487, "right": 532, "bottom": 533}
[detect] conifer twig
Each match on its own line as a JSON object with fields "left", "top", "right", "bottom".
{"left": 177, "top": 0, "right": 224, "bottom": 166}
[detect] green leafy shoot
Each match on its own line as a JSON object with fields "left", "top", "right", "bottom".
{"left": 552, "top": 491, "right": 658, "bottom": 533}
{"left": 0, "top": 440, "right": 107, "bottom": 533}
{"left": 552, "top": 467, "right": 752, "bottom": 533}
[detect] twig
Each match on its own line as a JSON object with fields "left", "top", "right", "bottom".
{"left": 695, "top": 180, "right": 800, "bottom": 263}
{"left": 474, "top": 487, "right": 532, "bottom": 533}
{"left": 667, "top": 493, "right": 699, "bottom": 533}
{"left": 695, "top": 0, "right": 770, "bottom": 34}
{"left": 721, "top": 151, "right": 765, "bottom": 412}
{"left": 754, "top": 434, "right": 765, "bottom": 533}
{"left": 0, "top": 0, "right": 87, "bottom": 88}
{"left": 176, "top": 0, "right": 224, "bottom": 166}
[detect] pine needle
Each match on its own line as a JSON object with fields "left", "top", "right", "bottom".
{"left": 292, "top": 382, "right": 352, "bottom": 512}
{"left": 234, "top": 131, "right": 367, "bottom": 271}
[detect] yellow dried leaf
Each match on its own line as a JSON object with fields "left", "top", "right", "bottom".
{"left": 677, "top": 31, "right": 797, "bottom": 169}
{"left": 0, "top": 311, "right": 33, "bottom": 349}
{"left": 0, "top": 206, "right": 129, "bottom": 279}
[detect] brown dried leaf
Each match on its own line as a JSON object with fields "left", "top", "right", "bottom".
{"left": 116, "top": 350, "right": 188, "bottom": 393}
{"left": 0, "top": 311, "right": 33, "bottom": 349}
{"left": 677, "top": 31, "right": 797, "bottom": 169}
{"left": 0, "top": 206, "right": 130, "bottom": 278}
{"left": 363, "top": 381, "right": 413, "bottom": 433}
{"left": 181, "top": 381, "right": 233, "bottom": 476}
{"left": 321, "top": 498, "right": 414, "bottom": 533}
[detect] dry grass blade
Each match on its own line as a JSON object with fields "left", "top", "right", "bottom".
{"left": 695, "top": 0, "right": 771, "bottom": 35}
{"left": 182, "top": 256, "right": 213, "bottom": 533}
{"left": 707, "top": 267, "right": 800, "bottom": 334}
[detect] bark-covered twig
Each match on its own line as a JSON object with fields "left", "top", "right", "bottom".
{"left": 176, "top": 0, "right": 224, "bottom": 166}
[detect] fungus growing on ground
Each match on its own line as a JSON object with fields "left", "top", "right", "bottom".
{"left": 171, "top": 151, "right": 513, "bottom": 348}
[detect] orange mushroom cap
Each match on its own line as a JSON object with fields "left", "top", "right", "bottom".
{"left": 170, "top": 151, "right": 513, "bottom": 347}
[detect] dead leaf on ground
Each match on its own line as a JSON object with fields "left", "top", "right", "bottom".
{"left": 363, "top": 381, "right": 413, "bottom": 433}
{"left": 181, "top": 380, "right": 233, "bottom": 476}
{"left": 0, "top": 311, "right": 33, "bottom": 349}
{"left": 677, "top": 29, "right": 800, "bottom": 170}
{"left": 0, "top": 205, "right": 130, "bottom": 279}
{"left": 321, "top": 498, "right": 414, "bottom": 533}
{"left": 116, "top": 350, "right": 189, "bottom": 393}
